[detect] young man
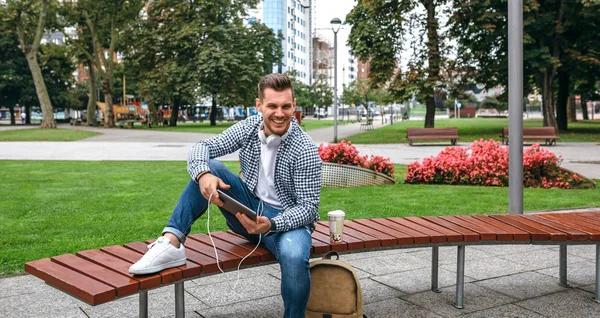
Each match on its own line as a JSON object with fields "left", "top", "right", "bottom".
{"left": 129, "top": 73, "right": 322, "bottom": 317}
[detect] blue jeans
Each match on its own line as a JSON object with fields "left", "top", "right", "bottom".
{"left": 164, "top": 160, "right": 312, "bottom": 318}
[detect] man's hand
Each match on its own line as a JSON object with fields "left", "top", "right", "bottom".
{"left": 198, "top": 173, "right": 230, "bottom": 207}
{"left": 236, "top": 214, "right": 272, "bottom": 234}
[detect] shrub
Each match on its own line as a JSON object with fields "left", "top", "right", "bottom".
{"left": 318, "top": 140, "right": 395, "bottom": 178}
{"left": 405, "top": 139, "right": 590, "bottom": 189}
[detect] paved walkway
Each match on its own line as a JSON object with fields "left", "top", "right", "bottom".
{"left": 1, "top": 120, "right": 599, "bottom": 317}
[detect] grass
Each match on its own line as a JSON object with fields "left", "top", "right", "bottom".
{"left": 1, "top": 160, "right": 599, "bottom": 275}
{"left": 0, "top": 128, "right": 101, "bottom": 141}
{"left": 347, "top": 118, "right": 600, "bottom": 144}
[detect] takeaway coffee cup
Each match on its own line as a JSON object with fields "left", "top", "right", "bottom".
{"left": 328, "top": 210, "right": 345, "bottom": 243}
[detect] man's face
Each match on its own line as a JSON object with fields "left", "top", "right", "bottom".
{"left": 256, "top": 88, "right": 296, "bottom": 136}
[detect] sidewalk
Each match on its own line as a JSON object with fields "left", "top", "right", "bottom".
{"left": 1, "top": 121, "right": 599, "bottom": 317}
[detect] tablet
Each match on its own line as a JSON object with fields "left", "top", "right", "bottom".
{"left": 216, "top": 189, "right": 257, "bottom": 221}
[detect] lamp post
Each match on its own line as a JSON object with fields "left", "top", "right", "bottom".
{"left": 330, "top": 17, "right": 342, "bottom": 143}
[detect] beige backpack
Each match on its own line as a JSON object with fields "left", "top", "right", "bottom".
{"left": 306, "top": 251, "right": 364, "bottom": 318}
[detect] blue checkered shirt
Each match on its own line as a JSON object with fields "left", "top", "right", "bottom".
{"left": 187, "top": 115, "right": 322, "bottom": 232}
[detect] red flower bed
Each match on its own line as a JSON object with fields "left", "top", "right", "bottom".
{"left": 405, "top": 139, "right": 590, "bottom": 189}
{"left": 318, "top": 140, "right": 395, "bottom": 178}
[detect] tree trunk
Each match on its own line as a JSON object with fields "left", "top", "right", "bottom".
{"left": 102, "top": 78, "right": 114, "bottom": 128}
{"left": 581, "top": 97, "right": 589, "bottom": 120}
{"left": 25, "top": 105, "right": 31, "bottom": 125}
{"left": 210, "top": 94, "right": 217, "bottom": 126}
{"left": 170, "top": 96, "right": 180, "bottom": 126}
{"left": 541, "top": 69, "right": 557, "bottom": 129}
{"left": 148, "top": 101, "right": 158, "bottom": 126}
{"left": 86, "top": 61, "right": 97, "bottom": 126}
{"left": 25, "top": 52, "right": 56, "bottom": 128}
{"left": 9, "top": 105, "right": 16, "bottom": 125}
{"left": 567, "top": 95, "right": 577, "bottom": 122}
{"left": 556, "top": 69, "right": 568, "bottom": 131}
{"left": 423, "top": 0, "right": 440, "bottom": 128}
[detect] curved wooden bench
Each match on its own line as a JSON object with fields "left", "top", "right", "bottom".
{"left": 407, "top": 127, "right": 459, "bottom": 146}
{"left": 25, "top": 211, "right": 600, "bottom": 316}
{"left": 500, "top": 127, "right": 560, "bottom": 145}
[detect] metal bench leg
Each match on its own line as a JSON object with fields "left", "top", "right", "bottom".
{"left": 139, "top": 290, "right": 148, "bottom": 318}
{"left": 453, "top": 245, "right": 465, "bottom": 309}
{"left": 431, "top": 246, "right": 441, "bottom": 293}
{"left": 595, "top": 244, "right": 600, "bottom": 303}
{"left": 559, "top": 245, "right": 570, "bottom": 287}
{"left": 175, "top": 281, "right": 185, "bottom": 318}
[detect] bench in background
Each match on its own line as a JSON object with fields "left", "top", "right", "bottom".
{"left": 24, "top": 211, "right": 600, "bottom": 317}
{"left": 407, "top": 127, "right": 459, "bottom": 146}
{"left": 500, "top": 127, "right": 560, "bottom": 145}
{"left": 360, "top": 117, "right": 374, "bottom": 131}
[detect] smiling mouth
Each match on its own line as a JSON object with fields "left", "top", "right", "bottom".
{"left": 271, "top": 118, "right": 286, "bottom": 124}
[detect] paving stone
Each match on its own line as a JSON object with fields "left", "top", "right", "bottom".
{"left": 536, "top": 260, "right": 597, "bottom": 287}
{"left": 578, "top": 284, "right": 596, "bottom": 294}
{"left": 403, "top": 283, "right": 515, "bottom": 317}
{"left": 516, "top": 288, "right": 599, "bottom": 318}
{"left": 340, "top": 247, "right": 420, "bottom": 261}
{"left": 0, "top": 274, "right": 46, "bottom": 299}
{"left": 0, "top": 284, "right": 87, "bottom": 318}
{"left": 566, "top": 244, "right": 597, "bottom": 260}
{"left": 195, "top": 295, "right": 283, "bottom": 318}
{"left": 409, "top": 246, "right": 496, "bottom": 265}
{"left": 439, "top": 256, "right": 528, "bottom": 281}
{"left": 371, "top": 267, "right": 473, "bottom": 294}
{"left": 471, "top": 244, "right": 552, "bottom": 256}
{"left": 359, "top": 277, "right": 405, "bottom": 304}
{"left": 347, "top": 252, "right": 429, "bottom": 276}
{"left": 497, "top": 247, "right": 587, "bottom": 269}
{"left": 185, "top": 274, "right": 281, "bottom": 307}
{"left": 458, "top": 304, "right": 546, "bottom": 318}
{"left": 81, "top": 286, "right": 205, "bottom": 318}
{"left": 473, "top": 271, "right": 567, "bottom": 300}
{"left": 363, "top": 297, "right": 443, "bottom": 318}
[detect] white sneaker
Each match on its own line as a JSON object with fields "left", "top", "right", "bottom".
{"left": 129, "top": 236, "right": 186, "bottom": 275}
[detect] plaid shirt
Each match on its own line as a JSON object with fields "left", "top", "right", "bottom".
{"left": 188, "top": 115, "right": 322, "bottom": 232}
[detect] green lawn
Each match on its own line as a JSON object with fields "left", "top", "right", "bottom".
{"left": 1, "top": 160, "right": 598, "bottom": 275}
{"left": 0, "top": 128, "right": 101, "bottom": 141}
{"left": 347, "top": 118, "right": 600, "bottom": 144}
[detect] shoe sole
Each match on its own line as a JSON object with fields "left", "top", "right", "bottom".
{"left": 129, "top": 258, "right": 187, "bottom": 275}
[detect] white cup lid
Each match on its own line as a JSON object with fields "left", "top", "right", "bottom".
{"left": 327, "top": 210, "right": 345, "bottom": 217}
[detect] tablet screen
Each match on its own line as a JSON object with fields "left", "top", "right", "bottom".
{"left": 216, "top": 189, "right": 257, "bottom": 221}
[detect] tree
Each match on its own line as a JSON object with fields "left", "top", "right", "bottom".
{"left": 347, "top": 0, "right": 446, "bottom": 128}
{"left": 0, "top": 16, "right": 29, "bottom": 125}
{"left": 2, "top": 0, "right": 59, "bottom": 128}
{"left": 311, "top": 75, "right": 334, "bottom": 116}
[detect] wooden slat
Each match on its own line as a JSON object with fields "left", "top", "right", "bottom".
{"left": 369, "top": 218, "right": 431, "bottom": 244}
{"left": 169, "top": 237, "right": 240, "bottom": 270}
{"left": 344, "top": 220, "right": 397, "bottom": 247}
{"left": 453, "top": 216, "right": 513, "bottom": 241}
{"left": 77, "top": 249, "right": 161, "bottom": 290}
{"left": 490, "top": 215, "right": 566, "bottom": 241}
{"left": 311, "top": 230, "right": 347, "bottom": 252}
{"left": 421, "top": 216, "right": 481, "bottom": 242}
{"left": 123, "top": 242, "right": 203, "bottom": 278}
{"left": 209, "top": 232, "right": 276, "bottom": 262}
{"left": 25, "top": 258, "right": 115, "bottom": 305}
{"left": 387, "top": 217, "right": 447, "bottom": 243}
{"left": 471, "top": 215, "right": 531, "bottom": 241}
{"left": 317, "top": 221, "right": 380, "bottom": 248}
{"left": 404, "top": 217, "right": 464, "bottom": 242}
{"left": 311, "top": 237, "right": 332, "bottom": 254}
{"left": 51, "top": 254, "right": 138, "bottom": 297}
{"left": 189, "top": 234, "right": 262, "bottom": 266}
{"left": 566, "top": 213, "right": 600, "bottom": 228}
{"left": 537, "top": 214, "right": 600, "bottom": 239}
{"left": 353, "top": 219, "right": 415, "bottom": 245}
{"left": 314, "top": 223, "right": 365, "bottom": 250}
{"left": 101, "top": 245, "right": 182, "bottom": 284}
{"left": 522, "top": 215, "right": 590, "bottom": 241}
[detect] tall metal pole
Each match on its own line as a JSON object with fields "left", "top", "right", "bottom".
{"left": 508, "top": 0, "right": 523, "bottom": 214}
{"left": 333, "top": 30, "right": 338, "bottom": 143}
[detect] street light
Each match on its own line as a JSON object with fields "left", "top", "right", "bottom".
{"left": 330, "top": 17, "right": 342, "bottom": 143}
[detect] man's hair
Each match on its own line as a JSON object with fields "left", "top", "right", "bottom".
{"left": 258, "top": 73, "right": 295, "bottom": 101}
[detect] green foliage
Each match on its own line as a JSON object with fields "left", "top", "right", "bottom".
{"left": 311, "top": 75, "right": 334, "bottom": 110}
{"left": 479, "top": 96, "right": 506, "bottom": 112}
{"left": 0, "top": 128, "right": 100, "bottom": 141}
{"left": 2, "top": 160, "right": 599, "bottom": 274}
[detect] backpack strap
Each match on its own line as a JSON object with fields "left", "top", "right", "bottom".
{"left": 322, "top": 251, "right": 339, "bottom": 260}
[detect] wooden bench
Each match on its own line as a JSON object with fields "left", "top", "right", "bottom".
{"left": 117, "top": 120, "right": 135, "bottom": 129}
{"left": 407, "top": 127, "right": 459, "bottom": 146}
{"left": 25, "top": 211, "right": 600, "bottom": 317}
{"left": 500, "top": 127, "right": 560, "bottom": 146}
{"left": 360, "top": 117, "right": 374, "bottom": 131}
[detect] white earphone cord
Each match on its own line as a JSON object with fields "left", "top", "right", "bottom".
{"left": 206, "top": 192, "right": 263, "bottom": 290}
